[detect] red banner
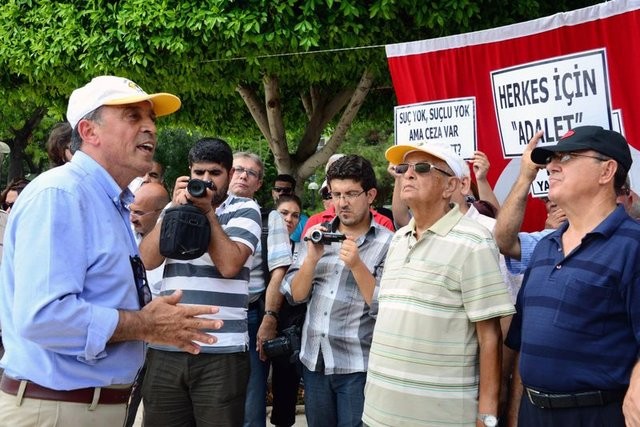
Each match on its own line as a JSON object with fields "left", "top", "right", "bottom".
{"left": 386, "top": 0, "right": 640, "bottom": 231}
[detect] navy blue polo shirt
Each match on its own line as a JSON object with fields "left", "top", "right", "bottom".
{"left": 506, "top": 205, "right": 640, "bottom": 392}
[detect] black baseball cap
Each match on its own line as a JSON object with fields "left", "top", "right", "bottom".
{"left": 531, "top": 126, "right": 632, "bottom": 172}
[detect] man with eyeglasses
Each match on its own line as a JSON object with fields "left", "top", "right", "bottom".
{"left": 282, "top": 154, "right": 393, "bottom": 426}
{"left": 228, "top": 152, "right": 293, "bottom": 427}
{"left": 130, "top": 182, "right": 169, "bottom": 242}
{"left": 0, "top": 76, "right": 224, "bottom": 427}
{"left": 503, "top": 126, "right": 640, "bottom": 426}
{"left": 363, "top": 141, "right": 514, "bottom": 427}
{"left": 301, "top": 168, "right": 395, "bottom": 236}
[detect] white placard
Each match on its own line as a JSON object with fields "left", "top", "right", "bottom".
{"left": 492, "top": 49, "right": 612, "bottom": 158}
{"left": 394, "top": 97, "right": 476, "bottom": 160}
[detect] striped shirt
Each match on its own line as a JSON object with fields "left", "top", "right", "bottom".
{"left": 466, "top": 205, "right": 523, "bottom": 303}
{"left": 506, "top": 205, "right": 640, "bottom": 392}
{"left": 363, "top": 205, "right": 515, "bottom": 426}
{"left": 504, "top": 229, "right": 553, "bottom": 274}
{"left": 152, "top": 194, "right": 261, "bottom": 354}
{"left": 247, "top": 208, "right": 292, "bottom": 302}
{"left": 281, "top": 216, "right": 393, "bottom": 375}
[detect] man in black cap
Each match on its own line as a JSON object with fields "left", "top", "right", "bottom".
{"left": 505, "top": 126, "right": 640, "bottom": 426}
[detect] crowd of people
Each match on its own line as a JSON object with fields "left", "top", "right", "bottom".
{"left": 1, "top": 74, "right": 640, "bottom": 427}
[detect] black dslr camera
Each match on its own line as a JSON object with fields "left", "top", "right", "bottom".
{"left": 262, "top": 324, "right": 302, "bottom": 363}
{"left": 186, "top": 179, "right": 213, "bottom": 198}
{"left": 304, "top": 229, "right": 346, "bottom": 245}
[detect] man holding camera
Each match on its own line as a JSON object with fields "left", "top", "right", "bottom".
{"left": 281, "top": 154, "right": 393, "bottom": 427}
{"left": 139, "top": 138, "right": 261, "bottom": 426}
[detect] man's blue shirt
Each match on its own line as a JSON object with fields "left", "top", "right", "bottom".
{"left": 0, "top": 151, "right": 144, "bottom": 389}
{"left": 504, "top": 229, "right": 554, "bottom": 274}
{"left": 506, "top": 205, "right": 640, "bottom": 392}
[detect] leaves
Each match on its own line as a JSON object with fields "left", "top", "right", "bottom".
{"left": 0, "top": 0, "right": 603, "bottom": 184}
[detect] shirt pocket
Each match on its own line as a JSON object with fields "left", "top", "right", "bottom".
{"left": 552, "top": 277, "right": 613, "bottom": 337}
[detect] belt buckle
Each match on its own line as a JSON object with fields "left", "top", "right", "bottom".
{"left": 527, "top": 387, "right": 550, "bottom": 409}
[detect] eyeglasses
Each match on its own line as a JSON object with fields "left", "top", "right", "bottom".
{"left": 273, "top": 186, "right": 293, "bottom": 195}
{"left": 330, "top": 190, "right": 366, "bottom": 202}
{"left": 394, "top": 162, "right": 454, "bottom": 177}
{"left": 1, "top": 202, "right": 14, "bottom": 211}
{"left": 234, "top": 166, "right": 261, "bottom": 179}
{"left": 545, "top": 152, "right": 608, "bottom": 165}
{"left": 129, "top": 255, "right": 151, "bottom": 307}
{"left": 130, "top": 208, "right": 162, "bottom": 218}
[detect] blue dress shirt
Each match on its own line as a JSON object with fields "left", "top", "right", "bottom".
{"left": 0, "top": 151, "right": 144, "bottom": 389}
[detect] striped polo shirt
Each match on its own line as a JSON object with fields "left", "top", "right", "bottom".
{"left": 152, "top": 194, "right": 261, "bottom": 354}
{"left": 506, "top": 205, "right": 640, "bottom": 392}
{"left": 363, "top": 205, "right": 515, "bottom": 426}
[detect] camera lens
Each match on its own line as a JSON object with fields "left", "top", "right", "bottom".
{"left": 187, "top": 179, "right": 208, "bottom": 198}
{"left": 309, "top": 230, "right": 324, "bottom": 244}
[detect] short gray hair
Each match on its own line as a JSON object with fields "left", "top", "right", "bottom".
{"left": 233, "top": 151, "right": 264, "bottom": 179}
{"left": 69, "top": 107, "right": 103, "bottom": 153}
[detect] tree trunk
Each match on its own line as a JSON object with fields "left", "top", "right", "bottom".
{"left": 238, "top": 69, "right": 375, "bottom": 194}
{"left": 7, "top": 107, "right": 46, "bottom": 182}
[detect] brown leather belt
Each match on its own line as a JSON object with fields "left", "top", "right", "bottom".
{"left": 0, "top": 375, "right": 131, "bottom": 405}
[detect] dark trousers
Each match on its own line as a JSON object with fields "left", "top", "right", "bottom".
{"left": 519, "top": 391, "right": 625, "bottom": 427}
{"left": 142, "top": 349, "right": 249, "bottom": 427}
{"left": 269, "top": 300, "right": 306, "bottom": 427}
{"left": 269, "top": 354, "right": 301, "bottom": 427}
{"left": 244, "top": 305, "right": 269, "bottom": 427}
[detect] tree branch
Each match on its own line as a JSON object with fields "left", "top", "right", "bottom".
{"left": 297, "top": 69, "right": 374, "bottom": 179}
{"left": 236, "top": 83, "right": 270, "bottom": 141}
{"left": 263, "top": 75, "right": 291, "bottom": 172}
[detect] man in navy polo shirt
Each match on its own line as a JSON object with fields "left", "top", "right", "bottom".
{"left": 505, "top": 126, "right": 640, "bottom": 426}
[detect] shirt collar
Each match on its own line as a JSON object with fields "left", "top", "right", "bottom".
{"left": 329, "top": 212, "right": 379, "bottom": 242}
{"left": 71, "top": 150, "right": 133, "bottom": 207}
{"left": 550, "top": 204, "right": 629, "bottom": 244}
{"left": 403, "top": 203, "right": 463, "bottom": 238}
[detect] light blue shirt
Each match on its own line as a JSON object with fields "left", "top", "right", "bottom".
{"left": 0, "top": 151, "right": 144, "bottom": 389}
{"left": 504, "top": 229, "right": 554, "bottom": 274}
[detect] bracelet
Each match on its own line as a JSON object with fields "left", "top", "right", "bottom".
{"left": 264, "top": 310, "right": 279, "bottom": 320}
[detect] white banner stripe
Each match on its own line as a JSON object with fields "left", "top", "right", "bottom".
{"left": 385, "top": 0, "right": 640, "bottom": 57}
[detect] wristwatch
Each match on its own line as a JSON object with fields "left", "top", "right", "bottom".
{"left": 477, "top": 413, "right": 498, "bottom": 427}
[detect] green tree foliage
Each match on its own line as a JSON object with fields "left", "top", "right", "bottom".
{"left": 0, "top": 0, "right": 602, "bottom": 185}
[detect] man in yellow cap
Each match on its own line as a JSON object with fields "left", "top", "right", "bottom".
{"left": 363, "top": 141, "right": 514, "bottom": 427}
{"left": 0, "top": 76, "right": 223, "bottom": 426}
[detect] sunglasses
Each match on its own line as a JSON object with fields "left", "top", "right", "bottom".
{"left": 130, "top": 255, "right": 151, "bottom": 307}
{"left": 273, "top": 186, "right": 293, "bottom": 194}
{"left": 1, "top": 202, "right": 14, "bottom": 211}
{"left": 394, "top": 162, "right": 454, "bottom": 177}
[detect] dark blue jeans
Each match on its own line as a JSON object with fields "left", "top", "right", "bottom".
{"left": 142, "top": 349, "right": 249, "bottom": 427}
{"left": 243, "top": 306, "right": 269, "bottom": 427}
{"left": 302, "top": 366, "right": 365, "bottom": 427}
